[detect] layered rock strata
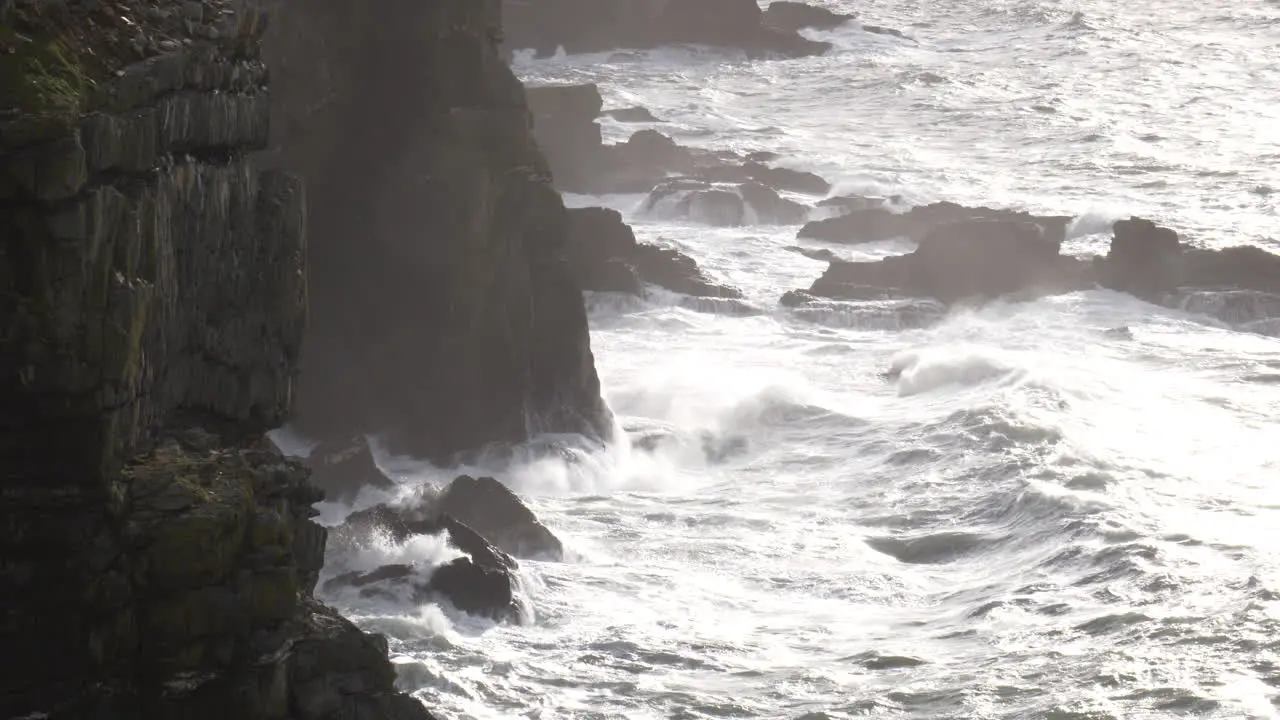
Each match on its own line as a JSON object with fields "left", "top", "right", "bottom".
{"left": 0, "top": 2, "right": 430, "bottom": 718}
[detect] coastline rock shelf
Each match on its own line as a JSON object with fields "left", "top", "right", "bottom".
{"left": 786, "top": 217, "right": 1280, "bottom": 332}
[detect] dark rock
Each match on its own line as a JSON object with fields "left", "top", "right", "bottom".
{"left": 764, "top": 2, "right": 856, "bottom": 33}
{"left": 817, "top": 194, "right": 897, "bottom": 213}
{"left": 645, "top": 179, "right": 808, "bottom": 226}
{"left": 746, "top": 150, "right": 781, "bottom": 163}
{"left": 604, "top": 106, "right": 662, "bottom": 122}
{"left": 503, "top": 0, "right": 831, "bottom": 59}
{"left": 808, "top": 219, "right": 1087, "bottom": 304}
{"left": 269, "top": 1, "right": 614, "bottom": 465}
{"left": 1095, "top": 217, "right": 1182, "bottom": 299}
{"left": 740, "top": 181, "right": 809, "bottom": 224}
{"left": 1097, "top": 217, "right": 1280, "bottom": 302}
{"left": 742, "top": 161, "right": 830, "bottom": 195}
{"left": 1182, "top": 245, "right": 1280, "bottom": 294}
{"left": 864, "top": 24, "right": 909, "bottom": 40}
{"left": 289, "top": 599, "right": 438, "bottom": 720}
{"left": 780, "top": 289, "right": 819, "bottom": 307}
{"left": 799, "top": 200, "right": 1073, "bottom": 246}
{"left": 438, "top": 475, "right": 565, "bottom": 560}
{"left": 526, "top": 83, "right": 607, "bottom": 192}
{"left": 426, "top": 558, "right": 520, "bottom": 622}
{"left": 793, "top": 213, "right": 1280, "bottom": 314}
{"left": 304, "top": 437, "right": 395, "bottom": 502}
{"left": 325, "top": 510, "right": 521, "bottom": 622}
{"left": 683, "top": 188, "right": 748, "bottom": 225}
{"left": 788, "top": 246, "right": 841, "bottom": 263}
{"left": 567, "top": 206, "right": 744, "bottom": 298}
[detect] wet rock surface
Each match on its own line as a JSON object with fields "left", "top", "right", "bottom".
{"left": 798, "top": 200, "right": 1072, "bottom": 246}
{"left": 268, "top": 1, "right": 613, "bottom": 465}
{"left": 568, "top": 206, "right": 744, "bottom": 298}
{"left": 763, "top": 1, "right": 856, "bottom": 33}
{"left": 794, "top": 216, "right": 1280, "bottom": 331}
{"left": 1, "top": 1, "right": 432, "bottom": 717}
{"left": 324, "top": 474, "right": 559, "bottom": 623}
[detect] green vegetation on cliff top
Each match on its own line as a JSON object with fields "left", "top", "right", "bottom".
{"left": 0, "top": 25, "right": 89, "bottom": 144}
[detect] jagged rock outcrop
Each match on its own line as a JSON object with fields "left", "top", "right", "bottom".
{"left": 0, "top": 2, "right": 431, "bottom": 717}
{"left": 503, "top": 0, "right": 830, "bottom": 59}
{"left": 644, "top": 179, "right": 810, "bottom": 226}
{"left": 263, "top": 0, "right": 613, "bottom": 463}
{"left": 798, "top": 200, "right": 1073, "bottom": 246}
{"left": 763, "top": 2, "right": 856, "bottom": 33}
{"left": 326, "top": 482, "right": 544, "bottom": 622}
{"left": 793, "top": 216, "right": 1280, "bottom": 328}
{"left": 438, "top": 475, "right": 565, "bottom": 560}
{"left": 808, "top": 219, "right": 1087, "bottom": 304}
{"left": 568, "top": 207, "right": 744, "bottom": 298}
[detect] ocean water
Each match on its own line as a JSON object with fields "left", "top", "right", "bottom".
{"left": 312, "top": 1, "right": 1280, "bottom": 718}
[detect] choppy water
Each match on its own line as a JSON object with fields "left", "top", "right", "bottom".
{"left": 312, "top": 1, "right": 1280, "bottom": 718}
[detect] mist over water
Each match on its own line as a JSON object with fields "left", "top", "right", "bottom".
{"left": 315, "top": 1, "right": 1280, "bottom": 717}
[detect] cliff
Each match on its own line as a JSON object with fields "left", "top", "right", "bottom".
{"left": 0, "top": 1, "right": 430, "bottom": 718}
{"left": 262, "top": 0, "right": 614, "bottom": 463}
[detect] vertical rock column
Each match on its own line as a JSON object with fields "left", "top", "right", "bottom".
{"left": 263, "top": 0, "right": 613, "bottom": 463}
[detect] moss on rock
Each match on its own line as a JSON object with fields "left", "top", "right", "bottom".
{"left": 0, "top": 25, "right": 89, "bottom": 146}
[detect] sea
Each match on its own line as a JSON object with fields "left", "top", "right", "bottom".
{"left": 294, "top": 1, "right": 1280, "bottom": 717}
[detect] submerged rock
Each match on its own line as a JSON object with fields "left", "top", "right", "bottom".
{"left": 326, "top": 508, "right": 522, "bottom": 622}
{"left": 645, "top": 179, "right": 809, "bottom": 226}
{"left": 603, "top": 106, "right": 663, "bottom": 123}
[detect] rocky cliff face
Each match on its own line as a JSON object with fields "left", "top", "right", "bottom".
{"left": 1, "top": 1, "right": 430, "bottom": 718}
{"left": 262, "top": 0, "right": 613, "bottom": 463}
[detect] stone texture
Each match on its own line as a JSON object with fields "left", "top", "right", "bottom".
{"left": 262, "top": 0, "right": 614, "bottom": 463}
{"left": 0, "top": 2, "right": 433, "bottom": 718}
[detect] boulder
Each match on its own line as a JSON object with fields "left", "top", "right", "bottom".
{"left": 438, "top": 475, "right": 565, "bottom": 560}
{"left": 645, "top": 179, "right": 808, "bottom": 226}
{"left": 763, "top": 1, "right": 856, "bottom": 33}
{"left": 568, "top": 206, "right": 743, "bottom": 298}
{"left": 325, "top": 510, "right": 522, "bottom": 622}
{"left": 502, "top": 0, "right": 831, "bottom": 59}
{"left": 798, "top": 200, "right": 1073, "bottom": 246}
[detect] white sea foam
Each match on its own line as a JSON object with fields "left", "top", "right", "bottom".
{"left": 324, "top": 2, "right": 1280, "bottom": 716}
